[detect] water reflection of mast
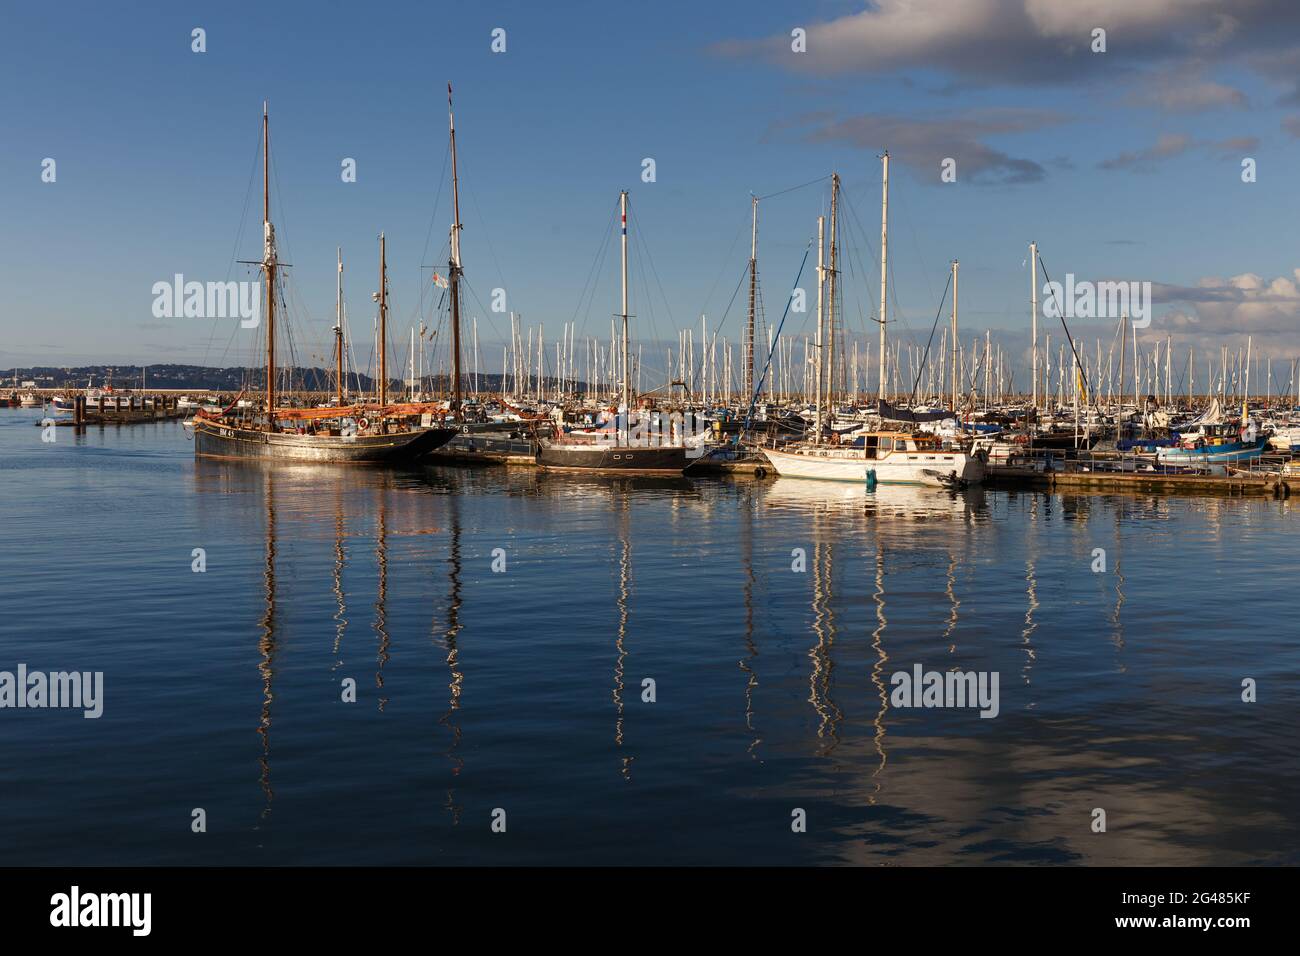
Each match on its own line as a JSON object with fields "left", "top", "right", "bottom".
{"left": 1021, "top": 497, "right": 1040, "bottom": 694}
{"left": 256, "top": 471, "right": 278, "bottom": 816}
{"left": 1021, "top": 558, "right": 1039, "bottom": 690}
{"left": 868, "top": 541, "right": 889, "bottom": 801}
{"left": 738, "top": 485, "right": 761, "bottom": 760}
{"left": 1109, "top": 508, "right": 1126, "bottom": 669}
{"left": 437, "top": 489, "right": 464, "bottom": 824}
{"left": 807, "top": 514, "right": 842, "bottom": 756}
{"left": 942, "top": 550, "right": 961, "bottom": 655}
{"left": 331, "top": 487, "right": 348, "bottom": 667}
{"left": 373, "top": 486, "right": 390, "bottom": 711}
{"left": 613, "top": 494, "right": 633, "bottom": 779}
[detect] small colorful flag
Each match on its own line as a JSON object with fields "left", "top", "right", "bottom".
{"left": 431, "top": 272, "right": 449, "bottom": 289}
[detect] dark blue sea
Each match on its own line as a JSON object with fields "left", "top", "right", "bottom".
{"left": 1, "top": 407, "right": 1295, "bottom": 865}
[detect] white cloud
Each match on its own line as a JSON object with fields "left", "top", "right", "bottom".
{"left": 1127, "top": 71, "right": 1247, "bottom": 111}
{"left": 714, "top": 0, "right": 1299, "bottom": 85}
{"left": 1098, "top": 133, "right": 1258, "bottom": 170}
{"left": 1157, "top": 269, "right": 1300, "bottom": 356}
{"left": 784, "top": 107, "right": 1066, "bottom": 184}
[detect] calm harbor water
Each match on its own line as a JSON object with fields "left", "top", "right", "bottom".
{"left": 1, "top": 407, "right": 1296, "bottom": 866}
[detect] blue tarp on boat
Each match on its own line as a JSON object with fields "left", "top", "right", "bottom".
{"left": 1116, "top": 437, "right": 1178, "bottom": 450}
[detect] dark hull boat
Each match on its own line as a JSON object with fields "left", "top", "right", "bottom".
{"left": 429, "top": 424, "right": 537, "bottom": 464}
{"left": 193, "top": 104, "right": 462, "bottom": 469}
{"left": 535, "top": 190, "right": 687, "bottom": 477}
{"left": 194, "top": 418, "right": 454, "bottom": 463}
{"left": 1031, "top": 430, "right": 1101, "bottom": 450}
{"left": 536, "top": 440, "right": 686, "bottom": 475}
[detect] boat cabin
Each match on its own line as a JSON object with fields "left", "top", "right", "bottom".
{"left": 854, "top": 430, "right": 947, "bottom": 459}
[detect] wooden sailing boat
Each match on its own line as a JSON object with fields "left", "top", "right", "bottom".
{"left": 193, "top": 104, "right": 455, "bottom": 462}
{"left": 536, "top": 191, "right": 687, "bottom": 474}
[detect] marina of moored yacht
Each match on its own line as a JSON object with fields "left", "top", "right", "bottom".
{"left": 13, "top": 90, "right": 1300, "bottom": 496}
{"left": 12, "top": 0, "right": 1300, "bottom": 892}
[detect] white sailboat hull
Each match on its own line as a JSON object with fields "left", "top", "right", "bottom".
{"left": 763, "top": 445, "right": 985, "bottom": 486}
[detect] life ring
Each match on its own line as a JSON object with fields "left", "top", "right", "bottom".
{"left": 358, "top": 417, "right": 370, "bottom": 430}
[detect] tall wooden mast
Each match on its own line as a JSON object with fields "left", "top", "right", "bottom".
{"left": 620, "top": 190, "right": 630, "bottom": 443}
{"left": 335, "top": 247, "right": 345, "bottom": 408}
{"left": 877, "top": 151, "right": 889, "bottom": 403}
{"left": 1030, "top": 240, "right": 1038, "bottom": 412}
{"left": 262, "top": 102, "right": 277, "bottom": 427}
{"left": 950, "top": 259, "right": 959, "bottom": 413}
{"left": 448, "top": 83, "right": 464, "bottom": 422}
{"left": 378, "top": 233, "right": 388, "bottom": 406}
{"left": 744, "top": 195, "right": 757, "bottom": 401}
{"left": 1118, "top": 311, "right": 1127, "bottom": 410}
{"left": 825, "top": 172, "right": 839, "bottom": 425}
{"left": 813, "top": 214, "right": 825, "bottom": 437}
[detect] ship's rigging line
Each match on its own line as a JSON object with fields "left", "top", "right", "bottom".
{"left": 205, "top": 124, "right": 263, "bottom": 373}
{"left": 524, "top": 198, "right": 619, "bottom": 395}
{"left": 629, "top": 202, "right": 677, "bottom": 385}
{"left": 706, "top": 262, "right": 752, "bottom": 380}
{"left": 569, "top": 199, "right": 619, "bottom": 332}
{"left": 961, "top": 334, "right": 989, "bottom": 412}
{"left": 756, "top": 174, "right": 830, "bottom": 202}
{"left": 1037, "top": 252, "right": 1093, "bottom": 403}
{"left": 831, "top": 204, "right": 867, "bottom": 380}
{"left": 464, "top": 177, "right": 511, "bottom": 314}
{"left": 416, "top": 236, "right": 452, "bottom": 373}
{"left": 1104, "top": 308, "right": 1126, "bottom": 396}
{"left": 697, "top": 210, "right": 750, "bottom": 324}
{"left": 266, "top": 139, "right": 327, "bottom": 396}
{"left": 842, "top": 185, "right": 943, "bottom": 398}
{"left": 699, "top": 177, "right": 828, "bottom": 393}
{"left": 420, "top": 196, "right": 605, "bottom": 397}
{"left": 834, "top": 187, "right": 898, "bottom": 396}
{"left": 418, "top": 139, "right": 451, "bottom": 303}
{"left": 892, "top": 176, "right": 941, "bottom": 332}
{"left": 741, "top": 237, "right": 813, "bottom": 439}
{"left": 209, "top": 121, "right": 333, "bottom": 400}
{"left": 630, "top": 215, "right": 660, "bottom": 385}
{"left": 839, "top": 188, "right": 882, "bottom": 331}
{"left": 906, "top": 270, "right": 954, "bottom": 410}
{"left": 412, "top": 169, "right": 515, "bottom": 394}
{"left": 461, "top": 277, "right": 507, "bottom": 356}
{"left": 841, "top": 187, "right": 915, "bottom": 353}
{"left": 550, "top": 197, "right": 677, "bottom": 391}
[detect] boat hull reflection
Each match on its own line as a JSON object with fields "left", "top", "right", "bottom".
{"left": 194, "top": 418, "right": 454, "bottom": 463}
{"left": 764, "top": 476, "right": 986, "bottom": 519}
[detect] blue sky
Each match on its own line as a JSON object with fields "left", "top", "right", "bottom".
{"left": 4, "top": 0, "right": 1300, "bottom": 384}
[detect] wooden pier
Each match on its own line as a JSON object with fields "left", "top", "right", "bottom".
{"left": 685, "top": 456, "right": 770, "bottom": 476}
{"left": 31, "top": 394, "right": 187, "bottom": 426}
{"left": 426, "top": 432, "right": 539, "bottom": 467}
{"left": 987, "top": 465, "right": 1294, "bottom": 498}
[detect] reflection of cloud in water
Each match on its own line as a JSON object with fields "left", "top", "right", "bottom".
{"left": 763, "top": 477, "right": 988, "bottom": 523}
{"left": 764, "top": 726, "right": 1288, "bottom": 866}
{"left": 177, "top": 456, "right": 1298, "bottom": 865}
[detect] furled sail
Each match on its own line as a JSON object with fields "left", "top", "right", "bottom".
{"left": 876, "top": 398, "right": 949, "bottom": 423}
